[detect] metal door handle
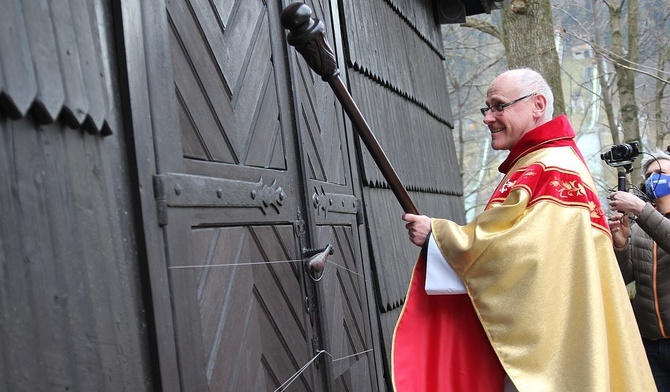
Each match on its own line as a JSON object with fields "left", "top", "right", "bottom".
{"left": 303, "top": 244, "right": 333, "bottom": 281}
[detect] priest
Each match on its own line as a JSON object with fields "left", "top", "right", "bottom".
{"left": 393, "top": 68, "right": 655, "bottom": 391}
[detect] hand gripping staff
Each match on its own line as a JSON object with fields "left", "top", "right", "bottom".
{"left": 280, "top": 2, "right": 419, "bottom": 215}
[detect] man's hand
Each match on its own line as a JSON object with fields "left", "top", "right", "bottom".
{"left": 401, "top": 213, "right": 432, "bottom": 247}
{"left": 609, "top": 212, "right": 631, "bottom": 249}
{"left": 608, "top": 191, "right": 645, "bottom": 249}
{"left": 608, "top": 191, "right": 646, "bottom": 216}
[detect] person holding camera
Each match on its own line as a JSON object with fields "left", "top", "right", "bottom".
{"left": 609, "top": 150, "right": 670, "bottom": 390}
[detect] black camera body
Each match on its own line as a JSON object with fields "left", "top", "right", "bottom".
{"left": 601, "top": 141, "right": 640, "bottom": 167}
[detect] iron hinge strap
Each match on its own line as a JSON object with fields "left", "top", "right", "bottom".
{"left": 153, "top": 174, "right": 168, "bottom": 227}
{"left": 355, "top": 198, "right": 364, "bottom": 226}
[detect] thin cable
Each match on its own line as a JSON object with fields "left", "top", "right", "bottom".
{"left": 273, "top": 348, "right": 373, "bottom": 392}
{"left": 328, "top": 348, "right": 373, "bottom": 362}
{"left": 168, "top": 259, "right": 302, "bottom": 269}
{"left": 168, "top": 259, "right": 364, "bottom": 277}
{"left": 328, "top": 261, "right": 364, "bottom": 277}
{"left": 273, "top": 350, "right": 325, "bottom": 392}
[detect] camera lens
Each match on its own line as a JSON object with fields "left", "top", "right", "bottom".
{"left": 612, "top": 144, "right": 632, "bottom": 160}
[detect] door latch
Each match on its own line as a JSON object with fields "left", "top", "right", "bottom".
{"left": 302, "top": 244, "right": 333, "bottom": 281}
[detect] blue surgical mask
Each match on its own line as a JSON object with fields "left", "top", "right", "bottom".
{"left": 645, "top": 173, "right": 670, "bottom": 200}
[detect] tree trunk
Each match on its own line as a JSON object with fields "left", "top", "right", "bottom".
{"left": 608, "top": 0, "right": 640, "bottom": 156}
{"left": 591, "top": 0, "right": 619, "bottom": 144}
{"left": 502, "top": 0, "right": 565, "bottom": 116}
{"left": 605, "top": 0, "right": 642, "bottom": 176}
{"left": 654, "top": 48, "right": 669, "bottom": 149}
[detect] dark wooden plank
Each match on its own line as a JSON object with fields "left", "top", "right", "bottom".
{"left": 186, "top": 0, "right": 228, "bottom": 86}
{"left": 176, "top": 91, "right": 210, "bottom": 160}
{"left": 117, "top": 3, "right": 190, "bottom": 386}
{"left": 377, "top": 0, "right": 392, "bottom": 84}
{"left": 61, "top": 129, "right": 110, "bottom": 391}
{"left": 365, "top": 187, "right": 412, "bottom": 310}
{"left": 255, "top": 280, "right": 314, "bottom": 392}
{"left": 210, "top": 0, "right": 233, "bottom": 30}
{"left": 244, "top": 65, "right": 284, "bottom": 169}
{"left": 51, "top": 0, "right": 88, "bottom": 127}
{"left": 90, "top": 0, "right": 115, "bottom": 136}
{"left": 34, "top": 122, "right": 94, "bottom": 390}
{"left": 168, "top": 17, "right": 236, "bottom": 163}
{"left": 335, "top": 227, "right": 366, "bottom": 343}
{"left": 70, "top": 0, "right": 108, "bottom": 133}
{"left": 296, "top": 62, "right": 327, "bottom": 181}
{"left": 22, "top": 122, "right": 85, "bottom": 391}
{"left": 23, "top": 0, "right": 65, "bottom": 123}
{"left": 191, "top": 227, "right": 262, "bottom": 392}
{"left": 315, "top": 226, "right": 351, "bottom": 381}
{"left": 163, "top": 219, "right": 210, "bottom": 392}
{"left": 386, "top": 0, "right": 442, "bottom": 52}
{"left": 268, "top": 118, "right": 285, "bottom": 169}
{"left": 37, "top": 123, "right": 86, "bottom": 391}
{"left": 86, "top": 136, "right": 145, "bottom": 390}
{"left": 0, "top": 45, "right": 4, "bottom": 100}
{"left": 0, "top": 0, "right": 37, "bottom": 118}
{"left": 218, "top": 287, "right": 261, "bottom": 392}
{"left": 342, "top": 0, "right": 361, "bottom": 68}
{"left": 235, "top": 11, "right": 278, "bottom": 167}
{"left": 252, "top": 226, "right": 305, "bottom": 336}
{"left": 0, "top": 119, "right": 45, "bottom": 390}
{"left": 220, "top": 0, "right": 264, "bottom": 93}
{"left": 333, "top": 227, "right": 368, "bottom": 373}
{"left": 166, "top": 0, "right": 236, "bottom": 151}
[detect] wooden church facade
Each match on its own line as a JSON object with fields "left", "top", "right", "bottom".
{"left": 0, "top": 0, "right": 497, "bottom": 390}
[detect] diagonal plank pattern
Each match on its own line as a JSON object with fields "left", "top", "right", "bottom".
{"left": 168, "top": 0, "right": 285, "bottom": 169}
{"left": 190, "top": 225, "right": 314, "bottom": 391}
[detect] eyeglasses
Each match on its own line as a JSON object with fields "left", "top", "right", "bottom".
{"left": 480, "top": 93, "right": 536, "bottom": 117}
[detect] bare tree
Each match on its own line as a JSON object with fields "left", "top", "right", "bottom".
{"left": 445, "top": 0, "right": 670, "bottom": 219}
{"left": 442, "top": 19, "right": 507, "bottom": 219}
{"left": 590, "top": 0, "right": 619, "bottom": 144}
{"left": 654, "top": 48, "right": 670, "bottom": 148}
{"left": 502, "top": 0, "right": 566, "bottom": 116}
{"left": 553, "top": 0, "right": 670, "bottom": 187}
{"left": 605, "top": 0, "right": 641, "bottom": 157}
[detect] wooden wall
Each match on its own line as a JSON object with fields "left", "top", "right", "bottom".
{"left": 0, "top": 0, "right": 154, "bottom": 391}
{"left": 341, "top": 0, "right": 466, "bottom": 373}
{"left": 0, "top": 0, "right": 467, "bottom": 390}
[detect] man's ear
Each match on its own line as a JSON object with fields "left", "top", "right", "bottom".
{"left": 533, "top": 94, "right": 548, "bottom": 117}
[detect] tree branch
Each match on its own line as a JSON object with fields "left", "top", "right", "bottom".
{"left": 561, "top": 29, "right": 670, "bottom": 86}
{"left": 461, "top": 17, "right": 502, "bottom": 41}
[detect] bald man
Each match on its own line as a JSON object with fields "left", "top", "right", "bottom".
{"left": 392, "top": 69, "right": 654, "bottom": 392}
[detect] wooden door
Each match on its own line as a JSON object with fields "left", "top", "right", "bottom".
{"left": 154, "top": 0, "right": 320, "bottom": 390}
{"left": 287, "top": 1, "right": 379, "bottom": 390}
{"left": 136, "top": 0, "right": 379, "bottom": 390}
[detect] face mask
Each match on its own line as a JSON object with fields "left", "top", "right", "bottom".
{"left": 645, "top": 173, "right": 670, "bottom": 200}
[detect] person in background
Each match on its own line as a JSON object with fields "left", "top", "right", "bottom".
{"left": 609, "top": 149, "right": 670, "bottom": 390}
{"left": 392, "top": 68, "right": 655, "bottom": 392}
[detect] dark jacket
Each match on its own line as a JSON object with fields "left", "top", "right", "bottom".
{"left": 615, "top": 203, "right": 670, "bottom": 340}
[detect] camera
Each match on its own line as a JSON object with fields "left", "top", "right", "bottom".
{"left": 600, "top": 141, "right": 640, "bottom": 167}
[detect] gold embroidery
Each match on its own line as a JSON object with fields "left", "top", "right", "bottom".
{"left": 589, "top": 200, "right": 604, "bottom": 218}
{"left": 500, "top": 180, "right": 515, "bottom": 193}
{"left": 551, "top": 178, "right": 585, "bottom": 198}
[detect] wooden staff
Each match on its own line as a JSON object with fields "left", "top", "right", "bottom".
{"left": 280, "top": 2, "right": 419, "bottom": 215}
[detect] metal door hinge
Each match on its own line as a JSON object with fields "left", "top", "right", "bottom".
{"left": 153, "top": 175, "right": 168, "bottom": 227}
{"left": 355, "top": 198, "right": 364, "bottom": 225}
